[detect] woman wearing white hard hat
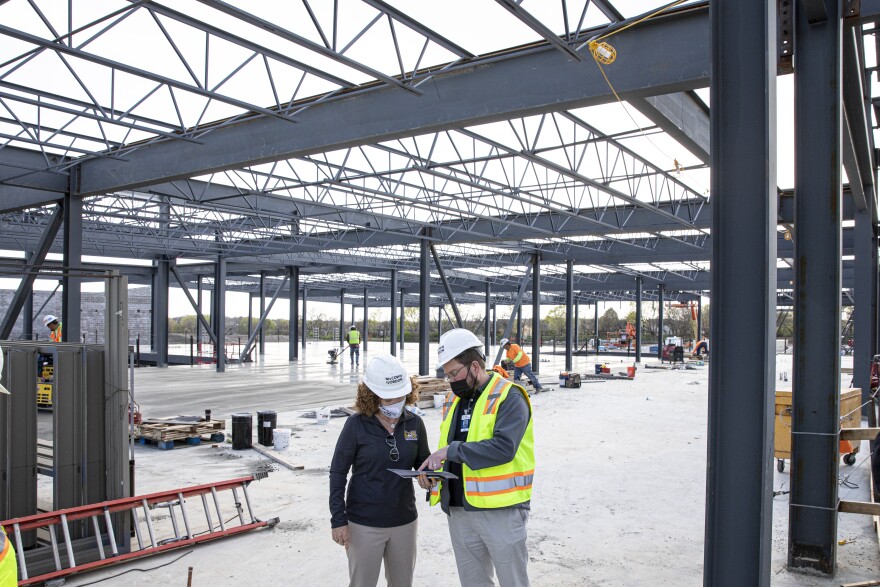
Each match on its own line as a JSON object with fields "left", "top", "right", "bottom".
{"left": 329, "top": 354, "right": 429, "bottom": 587}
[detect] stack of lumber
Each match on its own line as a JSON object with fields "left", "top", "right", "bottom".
{"left": 415, "top": 376, "right": 449, "bottom": 408}
{"left": 136, "top": 417, "right": 225, "bottom": 442}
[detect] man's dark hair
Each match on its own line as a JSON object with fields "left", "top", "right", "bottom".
{"left": 454, "top": 347, "right": 486, "bottom": 370}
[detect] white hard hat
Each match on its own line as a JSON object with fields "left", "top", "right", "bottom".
{"left": 436, "top": 328, "right": 484, "bottom": 369}
{"left": 350, "top": 325, "right": 357, "bottom": 330}
{"left": 43, "top": 315, "right": 58, "bottom": 326}
{"left": 363, "top": 354, "right": 412, "bottom": 399}
{"left": 499, "top": 338, "right": 510, "bottom": 347}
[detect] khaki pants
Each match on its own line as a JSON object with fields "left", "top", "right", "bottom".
{"left": 448, "top": 507, "right": 530, "bottom": 587}
{"left": 347, "top": 520, "right": 417, "bottom": 587}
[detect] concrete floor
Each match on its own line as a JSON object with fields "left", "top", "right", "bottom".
{"left": 44, "top": 341, "right": 878, "bottom": 586}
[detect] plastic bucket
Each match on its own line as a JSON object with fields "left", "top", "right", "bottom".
{"left": 433, "top": 394, "right": 445, "bottom": 409}
{"left": 627, "top": 366, "right": 636, "bottom": 379}
{"left": 257, "top": 410, "right": 277, "bottom": 446}
{"left": 273, "top": 428, "right": 291, "bottom": 451}
{"left": 315, "top": 407, "right": 332, "bottom": 425}
{"left": 231, "top": 413, "right": 252, "bottom": 450}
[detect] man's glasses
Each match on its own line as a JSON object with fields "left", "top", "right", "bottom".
{"left": 444, "top": 363, "right": 469, "bottom": 382}
{"left": 385, "top": 434, "right": 399, "bottom": 462}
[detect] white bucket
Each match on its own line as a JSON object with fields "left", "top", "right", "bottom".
{"left": 433, "top": 394, "right": 445, "bottom": 409}
{"left": 315, "top": 407, "right": 332, "bottom": 425}
{"left": 273, "top": 428, "right": 291, "bottom": 451}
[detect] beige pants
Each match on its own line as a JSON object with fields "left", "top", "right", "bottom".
{"left": 447, "top": 506, "right": 530, "bottom": 587}
{"left": 347, "top": 520, "right": 417, "bottom": 587}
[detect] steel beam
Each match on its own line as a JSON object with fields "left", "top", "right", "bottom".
{"left": 789, "top": 1, "right": 843, "bottom": 573}
{"left": 75, "top": 6, "right": 712, "bottom": 196}
{"left": 630, "top": 92, "right": 711, "bottom": 164}
{"left": 704, "top": 0, "right": 777, "bottom": 583}
{"left": 62, "top": 191, "right": 82, "bottom": 343}
{"left": 842, "top": 25, "right": 875, "bottom": 214}
{"left": 169, "top": 264, "right": 218, "bottom": 347}
{"left": 0, "top": 205, "right": 62, "bottom": 339}
{"left": 419, "top": 240, "right": 430, "bottom": 376}
{"left": 430, "top": 244, "right": 463, "bottom": 328}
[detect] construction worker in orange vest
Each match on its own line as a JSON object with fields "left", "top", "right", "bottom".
{"left": 500, "top": 338, "right": 545, "bottom": 393}
{"left": 44, "top": 315, "right": 62, "bottom": 342}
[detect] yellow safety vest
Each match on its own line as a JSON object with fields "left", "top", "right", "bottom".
{"left": 0, "top": 526, "right": 17, "bottom": 587}
{"left": 347, "top": 330, "right": 360, "bottom": 344}
{"left": 50, "top": 322, "right": 62, "bottom": 343}
{"left": 430, "top": 372, "right": 535, "bottom": 509}
{"left": 506, "top": 344, "right": 529, "bottom": 367}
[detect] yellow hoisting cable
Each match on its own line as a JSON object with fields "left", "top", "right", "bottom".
{"left": 586, "top": 0, "right": 709, "bottom": 196}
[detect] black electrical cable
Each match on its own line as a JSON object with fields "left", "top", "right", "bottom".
{"left": 70, "top": 549, "right": 193, "bottom": 586}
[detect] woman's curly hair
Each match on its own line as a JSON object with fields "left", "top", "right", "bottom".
{"left": 355, "top": 376, "right": 421, "bottom": 417}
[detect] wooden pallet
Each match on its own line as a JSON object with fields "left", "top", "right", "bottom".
{"left": 136, "top": 417, "right": 225, "bottom": 442}
{"left": 416, "top": 376, "right": 450, "bottom": 395}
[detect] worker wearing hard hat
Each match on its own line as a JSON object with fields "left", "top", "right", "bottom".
{"left": 44, "top": 315, "right": 62, "bottom": 343}
{"left": 418, "top": 328, "right": 535, "bottom": 587}
{"left": 330, "top": 355, "right": 429, "bottom": 587}
{"left": 347, "top": 325, "right": 361, "bottom": 367}
{"left": 499, "top": 338, "right": 545, "bottom": 393}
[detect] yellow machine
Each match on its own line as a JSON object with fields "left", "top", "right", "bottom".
{"left": 37, "top": 361, "right": 53, "bottom": 408}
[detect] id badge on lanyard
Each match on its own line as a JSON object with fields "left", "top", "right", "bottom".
{"left": 460, "top": 398, "right": 475, "bottom": 434}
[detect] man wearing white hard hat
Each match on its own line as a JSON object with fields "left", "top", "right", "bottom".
{"left": 43, "top": 315, "right": 62, "bottom": 342}
{"left": 418, "top": 328, "right": 535, "bottom": 587}
{"left": 330, "top": 354, "right": 430, "bottom": 587}
{"left": 499, "top": 338, "right": 544, "bottom": 393}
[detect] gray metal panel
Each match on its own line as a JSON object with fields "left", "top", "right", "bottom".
{"left": 83, "top": 347, "right": 105, "bottom": 506}
{"left": 704, "top": 0, "right": 777, "bottom": 583}
{"left": 75, "top": 7, "right": 712, "bottom": 196}
{"left": 789, "top": 0, "right": 843, "bottom": 573}
{"left": 0, "top": 348, "right": 37, "bottom": 545}
{"left": 54, "top": 348, "right": 85, "bottom": 512}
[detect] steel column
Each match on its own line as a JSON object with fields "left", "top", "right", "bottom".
{"left": 516, "top": 307, "right": 522, "bottom": 343}
{"left": 437, "top": 306, "right": 442, "bottom": 339}
{"left": 247, "top": 294, "right": 253, "bottom": 339}
{"left": 62, "top": 192, "right": 82, "bottom": 343}
{"left": 594, "top": 302, "right": 599, "bottom": 356}
{"left": 390, "top": 270, "right": 398, "bottom": 356}
{"left": 635, "top": 277, "right": 642, "bottom": 363}
{"left": 485, "top": 281, "right": 491, "bottom": 356}
{"left": 301, "top": 288, "right": 308, "bottom": 350}
{"left": 399, "top": 290, "right": 405, "bottom": 351}
{"left": 565, "top": 260, "right": 573, "bottom": 371}
{"left": 492, "top": 304, "right": 496, "bottom": 346}
{"left": 658, "top": 284, "right": 665, "bottom": 359}
{"left": 789, "top": 0, "right": 843, "bottom": 573}
{"left": 362, "top": 288, "right": 368, "bottom": 352}
{"left": 532, "top": 255, "right": 541, "bottom": 366}
{"left": 574, "top": 302, "right": 579, "bottom": 350}
{"left": 853, "top": 202, "right": 877, "bottom": 423}
{"left": 213, "top": 258, "right": 226, "bottom": 373}
{"left": 419, "top": 239, "right": 430, "bottom": 376}
{"left": 705, "top": 0, "right": 777, "bottom": 583}
{"left": 259, "top": 272, "right": 266, "bottom": 354}
{"left": 697, "top": 297, "right": 703, "bottom": 341}
{"left": 22, "top": 288, "right": 33, "bottom": 341}
{"left": 289, "top": 266, "right": 299, "bottom": 361}
{"left": 0, "top": 206, "right": 62, "bottom": 340}
{"left": 153, "top": 260, "right": 169, "bottom": 368}
{"left": 339, "top": 289, "right": 346, "bottom": 345}
{"left": 196, "top": 277, "right": 202, "bottom": 348}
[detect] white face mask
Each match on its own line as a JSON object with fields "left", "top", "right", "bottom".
{"left": 378, "top": 399, "right": 405, "bottom": 419}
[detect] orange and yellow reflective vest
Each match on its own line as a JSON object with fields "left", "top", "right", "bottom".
{"left": 0, "top": 526, "right": 17, "bottom": 586}
{"left": 505, "top": 343, "right": 530, "bottom": 368}
{"left": 430, "top": 371, "right": 534, "bottom": 509}
{"left": 49, "top": 322, "right": 62, "bottom": 343}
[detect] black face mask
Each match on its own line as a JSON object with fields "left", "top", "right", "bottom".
{"left": 449, "top": 365, "right": 476, "bottom": 399}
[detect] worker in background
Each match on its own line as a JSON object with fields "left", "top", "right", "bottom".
{"left": 330, "top": 355, "right": 429, "bottom": 587}
{"left": 418, "top": 328, "right": 535, "bottom": 587}
{"left": 44, "top": 314, "right": 61, "bottom": 342}
{"left": 347, "top": 325, "right": 361, "bottom": 367}
{"left": 499, "top": 338, "right": 545, "bottom": 393}
{"left": 0, "top": 524, "right": 17, "bottom": 587}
